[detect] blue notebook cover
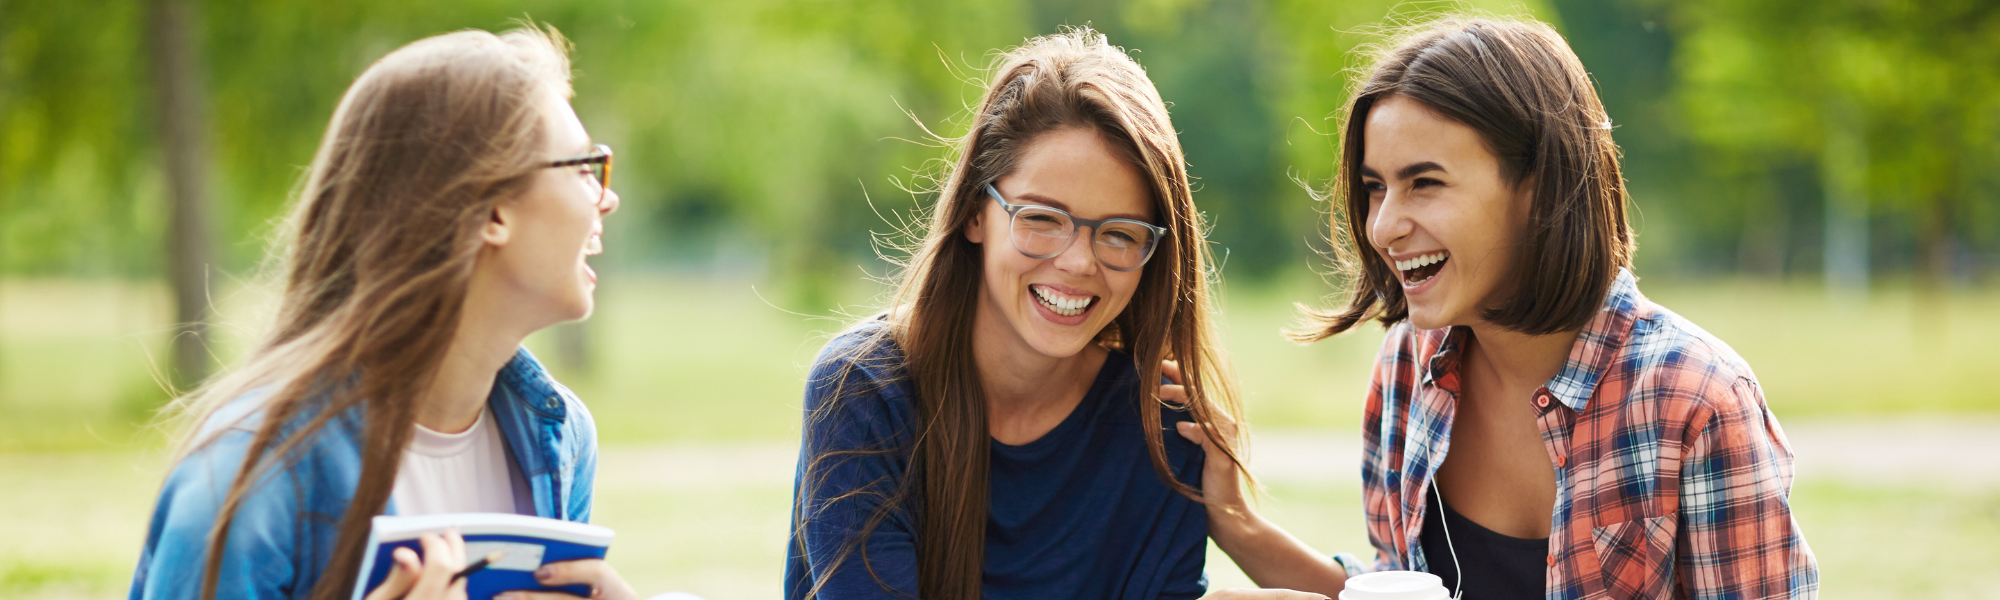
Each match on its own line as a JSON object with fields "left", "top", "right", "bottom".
{"left": 350, "top": 513, "right": 615, "bottom": 600}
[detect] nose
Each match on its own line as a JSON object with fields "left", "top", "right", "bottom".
{"left": 598, "top": 188, "right": 621, "bottom": 216}
{"left": 1051, "top": 225, "right": 1099, "bottom": 275}
{"left": 1368, "top": 189, "right": 1413, "bottom": 254}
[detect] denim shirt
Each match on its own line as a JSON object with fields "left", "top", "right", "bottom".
{"left": 128, "top": 347, "right": 598, "bottom": 600}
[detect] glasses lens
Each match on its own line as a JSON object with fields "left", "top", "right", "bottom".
{"left": 1093, "top": 221, "right": 1158, "bottom": 270}
{"left": 1010, "top": 207, "right": 1073, "bottom": 258}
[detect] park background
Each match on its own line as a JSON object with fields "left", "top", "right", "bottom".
{"left": 3, "top": 0, "right": 1998, "bottom": 598}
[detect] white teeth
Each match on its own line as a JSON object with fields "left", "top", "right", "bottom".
{"left": 1032, "top": 285, "right": 1094, "bottom": 317}
{"left": 1395, "top": 252, "right": 1447, "bottom": 272}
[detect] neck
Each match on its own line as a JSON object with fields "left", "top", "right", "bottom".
{"left": 417, "top": 283, "right": 533, "bottom": 434}
{"left": 969, "top": 306, "right": 1104, "bottom": 420}
{"left": 1463, "top": 321, "right": 1580, "bottom": 394}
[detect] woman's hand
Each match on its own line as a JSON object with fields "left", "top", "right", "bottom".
{"left": 1200, "top": 589, "right": 1332, "bottom": 600}
{"left": 363, "top": 531, "right": 469, "bottom": 600}
{"left": 1163, "top": 360, "right": 1255, "bottom": 530}
{"left": 495, "top": 559, "right": 638, "bottom": 600}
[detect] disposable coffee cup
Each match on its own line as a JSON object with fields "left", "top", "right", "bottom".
{"left": 1338, "top": 570, "right": 1452, "bottom": 600}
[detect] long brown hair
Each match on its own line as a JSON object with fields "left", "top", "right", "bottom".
{"left": 1296, "top": 16, "right": 1634, "bottom": 341}
{"left": 796, "top": 27, "right": 1249, "bottom": 598}
{"left": 162, "top": 25, "right": 573, "bottom": 600}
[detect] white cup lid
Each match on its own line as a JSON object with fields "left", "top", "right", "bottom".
{"left": 1338, "top": 571, "right": 1451, "bottom": 600}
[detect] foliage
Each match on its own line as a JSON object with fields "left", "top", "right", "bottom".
{"left": 1, "top": 0, "right": 1993, "bottom": 292}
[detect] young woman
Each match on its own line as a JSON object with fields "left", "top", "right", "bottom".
{"left": 783, "top": 29, "right": 1249, "bottom": 600}
{"left": 1176, "top": 17, "right": 1820, "bottom": 600}
{"left": 128, "top": 26, "right": 639, "bottom": 600}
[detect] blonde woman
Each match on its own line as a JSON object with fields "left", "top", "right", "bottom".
{"left": 130, "top": 26, "right": 637, "bottom": 600}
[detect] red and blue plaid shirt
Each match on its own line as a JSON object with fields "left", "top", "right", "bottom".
{"left": 1332, "top": 269, "right": 1819, "bottom": 599}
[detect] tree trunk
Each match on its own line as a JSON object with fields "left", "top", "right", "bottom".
{"left": 147, "top": 0, "right": 214, "bottom": 390}
{"left": 1915, "top": 192, "right": 1955, "bottom": 341}
{"left": 1821, "top": 100, "right": 1869, "bottom": 299}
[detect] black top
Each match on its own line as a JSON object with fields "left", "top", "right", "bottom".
{"left": 1418, "top": 488, "right": 1550, "bottom": 600}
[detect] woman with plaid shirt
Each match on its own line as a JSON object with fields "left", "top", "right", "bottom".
{"left": 1169, "top": 16, "right": 1819, "bottom": 600}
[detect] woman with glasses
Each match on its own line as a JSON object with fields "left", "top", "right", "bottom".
{"left": 783, "top": 28, "right": 1249, "bottom": 600}
{"left": 129, "top": 26, "right": 639, "bottom": 600}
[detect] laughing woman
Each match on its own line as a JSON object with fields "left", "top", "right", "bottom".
{"left": 129, "top": 26, "right": 637, "bottom": 600}
{"left": 784, "top": 29, "right": 1248, "bottom": 600}
{"left": 1177, "top": 17, "right": 1819, "bottom": 600}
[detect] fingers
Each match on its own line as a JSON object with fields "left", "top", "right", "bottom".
{"left": 496, "top": 592, "right": 589, "bottom": 600}
{"left": 1162, "top": 360, "right": 1183, "bottom": 385}
{"left": 1161, "top": 383, "right": 1188, "bottom": 405}
{"left": 1199, "top": 589, "right": 1331, "bottom": 600}
{"left": 1176, "top": 421, "right": 1208, "bottom": 446}
{"left": 362, "top": 547, "right": 423, "bottom": 600}
{"left": 518, "top": 559, "right": 637, "bottom": 600}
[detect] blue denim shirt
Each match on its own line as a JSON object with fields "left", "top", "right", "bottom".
{"left": 128, "top": 347, "right": 597, "bottom": 600}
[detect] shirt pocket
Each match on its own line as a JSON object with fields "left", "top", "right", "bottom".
{"left": 1589, "top": 514, "right": 1676, "bottom": 599}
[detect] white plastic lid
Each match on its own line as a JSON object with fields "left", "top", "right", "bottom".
{"left": 1338, "top": 571, "right": 1451, "bottom": 600}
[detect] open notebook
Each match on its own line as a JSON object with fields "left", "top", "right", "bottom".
{"left": 350, "top": 513, "right": 615, "bottom": 600}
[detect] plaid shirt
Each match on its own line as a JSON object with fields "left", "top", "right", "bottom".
{"left": 1332, "top": 269, "right": 1819, "bottom": 599}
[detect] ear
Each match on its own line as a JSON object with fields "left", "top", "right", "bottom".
{"left": 483, "top": 201, "right": 514, "bottom": 247}
{"left": 963, "top": 202, "right": 989, "bottom": 244}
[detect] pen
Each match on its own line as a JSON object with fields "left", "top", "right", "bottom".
{"left": 450, "top": 551, "right": 506, "bottom": 583}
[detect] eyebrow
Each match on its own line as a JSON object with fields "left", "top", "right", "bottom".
{"left": 1360, "top": 161, "right": 1448, "bottom": 181}
{"left": 1013, "top": 192, "right": 1152, "bottom": 222}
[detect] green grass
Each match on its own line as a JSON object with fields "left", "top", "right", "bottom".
{"left": 7, "top": 449, "right": 1997, "bottom": 600}
{"left": 4, "top": 274, "right": 1998, "bottom": 451}
{"left": 3, "top": 275, "right": 1998, "bottom": 598}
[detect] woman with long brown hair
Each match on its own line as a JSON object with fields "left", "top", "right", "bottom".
{"left": 783, "top": 28, "right": 1249, "bottom": 600}
{"left": 128, "top": 25, "right": 639, "bottom": 600}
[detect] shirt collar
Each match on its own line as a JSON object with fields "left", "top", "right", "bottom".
{"left": 1544, "top": 267, "right": 1642, "bottom": 412}
{"left": 492, "top": 346, "right": 568, "bottom": 422}
{"left": 1419, "top": 267, "right": 1644, "bottom": 413}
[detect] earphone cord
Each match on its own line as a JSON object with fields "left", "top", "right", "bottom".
{"left": 1432, "top": 480, "right": 1465, "bottom": 600}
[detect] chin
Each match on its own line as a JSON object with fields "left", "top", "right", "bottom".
{"left": 1405, "top": 305, "right": 1448, "bottom": 331}
{"left": 1023, "top": 330, "right": 1095, "bottom": 358}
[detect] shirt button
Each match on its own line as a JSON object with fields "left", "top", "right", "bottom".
{"left": 1555, "top": 454, "right": 1567, "bottom": 468}
{"left": 1546, "top": 552, "right": 1558, "bottom": 566}
{"left": 545, "top": 396, "right": 560, "bottom": 409}
{"left": 1535, "top": 393, "right": 1551, "bottom": 408}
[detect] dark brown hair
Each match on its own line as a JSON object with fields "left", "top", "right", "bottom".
{"left": 163, "top": 25, "right": 572, "bottom": 600}
{"left": 1296, "top": 16, "right": 1634, "bottom": 340}
{"left": 795, "top": 27, "right": 1248, "bottom": 598}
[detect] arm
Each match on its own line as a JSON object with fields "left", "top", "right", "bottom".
{"left": 787, "top": 354, "right": 921, "bottom": 600}
{"left": 130, "top": 434, "right": 300, "bottom": 600}
{"left": 1163, "top": 361, "right": 1347, "bottom": 597}
{"left": 1675, "top": 379, "right": 1819, "bottom": 599}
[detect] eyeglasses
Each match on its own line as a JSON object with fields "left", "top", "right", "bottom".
{"left": 548, "top": 143, "right": 614, "bottom": 208}
{"left": 984, "top": 183, "right": 1167, "bottom": 272}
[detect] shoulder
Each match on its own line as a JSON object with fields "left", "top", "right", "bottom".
{"left": 1620, "top": 302, "right": 1763, "bottom": 419}
{"left": 801, "top": 320, "right": 918, "bottom": 445}
{"left": 806, "top": 320, "right": 911, "bottom": 406}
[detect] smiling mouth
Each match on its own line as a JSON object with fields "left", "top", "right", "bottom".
{"left": 1396, "top": 251, "right": 1448, "bottom": 285}
{"left": 1031, "top": 284, "right": 1098, "bottom": 317}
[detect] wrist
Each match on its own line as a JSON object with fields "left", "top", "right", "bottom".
{"left": 1208, "top": 503, "right": 1271, "bottom": 550}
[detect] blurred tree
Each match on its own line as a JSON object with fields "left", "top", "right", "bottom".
{"left": 148, "top": 0, "right": 217, "bottom": 388}
{"left": 1659, "top": 0, "right": 2000, "bottom": 301}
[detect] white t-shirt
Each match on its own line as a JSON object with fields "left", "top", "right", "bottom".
{"left": 391, "top": 407, "right": 532, "bottom": 515}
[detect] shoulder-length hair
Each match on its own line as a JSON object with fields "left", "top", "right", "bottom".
{"left": 163, "top": 25, "right": 573, "bottom": 600}
{"left": 1297, "top": 16, "right": 1634, "bottom": 340}
{"left": 796, "top": 27, "right": 1249, "bottom": 599}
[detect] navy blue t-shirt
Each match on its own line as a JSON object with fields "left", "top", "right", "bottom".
{"left": 784, "top": 321, "right": 1209, "bottom": 599}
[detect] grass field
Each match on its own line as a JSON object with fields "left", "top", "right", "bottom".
{"left": 1, "top": 273, "right": 1997, "bottom": 598}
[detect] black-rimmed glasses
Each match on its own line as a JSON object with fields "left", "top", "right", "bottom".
{"left": 548, "top": 143, "right": 614, "bottom": 208}
{"left": 984, "top": 183, "right": 1167, "bottom": 272}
